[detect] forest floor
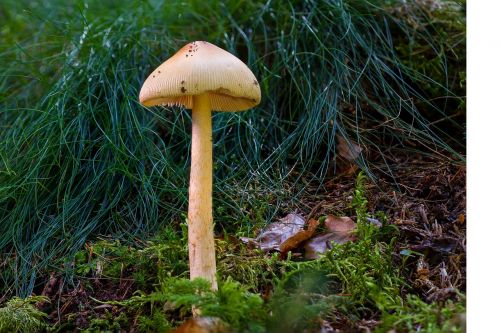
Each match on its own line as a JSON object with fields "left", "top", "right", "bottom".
{"left": 8, "top": 152, "right": 465, "bottom": 333}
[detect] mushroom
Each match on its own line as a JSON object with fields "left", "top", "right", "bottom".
{"left": 139, "top": 41, "right": 261, "bottom": 290}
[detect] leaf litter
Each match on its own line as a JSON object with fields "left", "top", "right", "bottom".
{"left": 304, "top": 215, "right": 357, "bottom": 259}
{"left": 240, "top": 213, "right": 307, "bottom": 252}
{"left": 241, "top": 214, "right": 359, "bottom": 260}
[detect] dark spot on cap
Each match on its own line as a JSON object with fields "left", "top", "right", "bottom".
{"left": 252, "top": 98, "right": 256, "bottom": 102}
{"left": 158, "top": 70, "right": 161, "bottom": 73}
{"left": 181, "top": 87, "right": 187, "bottom": 93}
{"left": 253, "top": 80, "right": 258, "bottom": 85}
{"left": 186, "top": 54, "right": 188, "bottom": 57}
{"left": 153, "top": 75, "right": 156, "bottom": 78}
{"left": 181, "top": 80, "right": 185, "bottom": 84}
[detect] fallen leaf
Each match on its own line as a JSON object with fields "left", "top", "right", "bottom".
{"left": 240, "top": 214, "right": 358, "bottom": 259}
{"left": 337, "top": 135, "right": 362, "bottom": 161}
{"left": 334, "top": 135, "right": 363, "bottom": 175}
{"left": 324, "top": 215, "right": 356, "bottom": 234}
{"left": 304, "top": 234, "right": 333, "bottom": 259}
{"left": 304, "top": 215, "right": 356, "bottom": 259}
{"left": 279, "top": 219, "right": 319, "bottom": 256}
{"left": 240, "top": 213, "right": 306, "bottom": 252}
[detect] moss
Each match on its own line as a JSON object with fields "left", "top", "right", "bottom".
{"left": 109, "top": 277, "right": 266, "bottom": 333}
{"left": 70, "top": 226, "right": 189, "bottom": 290}
{"left": 136, "top": 309, "right": 173, "bottom": 333}
{"left": 216, "top": 238, "right": 289, "bottom": 293}
{"left": 378, "top": 295, "right": 466, "bottom": 332}
{"left": 0, "top": 296, "right": 49, "bottom": 333}
{"left": 83, "top": 311, "right": 129, "bottom": 333}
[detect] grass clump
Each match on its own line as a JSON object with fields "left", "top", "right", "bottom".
{"left": 0, "top": 296, "right": 49, "bottom": 333}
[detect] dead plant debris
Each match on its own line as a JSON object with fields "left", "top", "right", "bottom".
{"left": 241, "top": 213, "right": 359, "bottom": 260}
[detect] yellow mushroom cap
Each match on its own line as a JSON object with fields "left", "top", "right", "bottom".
{"left": 139, "top": 41, "right": 261, "bottom": 112}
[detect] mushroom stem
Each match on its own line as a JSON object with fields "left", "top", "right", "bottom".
{"left": 188, "top": 93, "right": 218, "bottom": 290}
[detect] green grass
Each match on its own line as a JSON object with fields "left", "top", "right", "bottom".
{"left": 0, "top": 0, "right": 465, "bottom": 297}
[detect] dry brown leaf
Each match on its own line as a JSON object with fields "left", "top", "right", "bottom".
{"left": 279, "top": 219, "right": 319, "bottom": 255}
{"left": 337, "top": 134, "right": 363, "bottom": 161}
{"left": 324, "top": 215, "right": 356, "bottom": 234}
{"left": 304, "top": 215, "right": 356, "bottom": 259}
{"left": 240, "top": 213, "right": 305, "bottom": 252}
{"left": 334, "top": 134, "right": 363, "bottom": 175}
{"left": 240, "top": 214, "right": 358, "bottom": 259}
